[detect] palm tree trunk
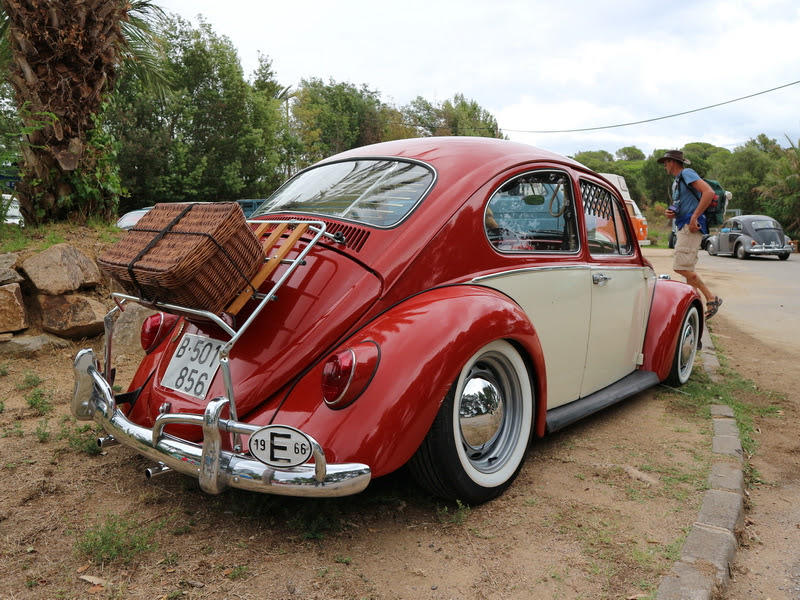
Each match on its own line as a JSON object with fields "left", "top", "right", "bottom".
{"left": 1, "top": 0, "right": 125, "bottom": 223}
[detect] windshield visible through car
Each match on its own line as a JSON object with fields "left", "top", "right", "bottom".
{"left": 252, "top": 159, "right": 434, "bottom": 227}
{"left": 752, "top": 220, "right": 779, "bottom": 230}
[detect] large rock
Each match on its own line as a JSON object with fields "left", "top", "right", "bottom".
{"left": 21, "top": 243, "right": 103, "bottom": 295}
{"left": 0, "top": 283, "right": 29, "bottom": 333}
{"left": 0, "top": 253, "right": 24, "bottom": 285}
{"left": 39, "top": 294, "right": 107, "bottom": 338}
{"left": 109, "top": 301, "right": 156, "bottom": 362}
{"left": 0, "top": 333, "right": 71, "bottom": 358}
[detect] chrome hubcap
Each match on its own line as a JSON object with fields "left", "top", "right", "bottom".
{"left": 459, "top": 376, "right": 504, "bottom": 451}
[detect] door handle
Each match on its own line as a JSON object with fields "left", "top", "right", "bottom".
{"left": 592, "top": 273, "right": 612, "bottom": 286}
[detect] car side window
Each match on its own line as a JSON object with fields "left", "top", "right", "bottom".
{"left": 580, "top": 180, "right": 633, "bottom": 256}
{"left": 485, "top": 170, "right": 578, "bottom": 252}
{"left": 731, "top": 221, "right": 742, "bottom": 232}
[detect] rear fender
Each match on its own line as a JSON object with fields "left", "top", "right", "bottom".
{"left": 641, "top": 279, "right": 703, "bottom": 380}
{"left": 265, "top": 285, "right": 546, "bottom": 478}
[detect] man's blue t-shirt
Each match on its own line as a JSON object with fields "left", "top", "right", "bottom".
{"left": 671, "top": 168, "right": 707, "bottom": 233}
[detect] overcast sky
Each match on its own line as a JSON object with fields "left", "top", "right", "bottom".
{"left": 157, "top": 0, "right": 800, "bottom": 159}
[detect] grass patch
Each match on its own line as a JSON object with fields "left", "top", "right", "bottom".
{"left": 58, "top": 417, "right": 102, "bottom": 455}
{"left": 662, "top": 353, "right": 782, "bottom": 463}
{"left": 76, "top": 513, "right": 165, "bottom": 564}
{"left": 25, "top": 387, "right": 54, "bottom": 416}
{"left": 436, "top": 499, "right": 471, "bottom": 526}
{"left": 16, "top": 371, "right": 44, "bottom": 390}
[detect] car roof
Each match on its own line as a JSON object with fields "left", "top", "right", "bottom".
{"left": 323, "top": 136, "right": 586, "bottom": 178}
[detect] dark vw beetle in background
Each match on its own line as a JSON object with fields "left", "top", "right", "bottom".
{"left": 706, "top": 214, "right": 792, "bottom": 260}
{"left": 72, "top": 137, "right": 703, "bottom": 504}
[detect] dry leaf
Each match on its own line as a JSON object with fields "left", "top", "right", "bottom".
{"left": 79, "top": 575, "right": 107, "bottom": 586}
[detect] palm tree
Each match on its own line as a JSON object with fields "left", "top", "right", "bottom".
{"left": 0, "top": 0, "right": 169, "bottom": 224}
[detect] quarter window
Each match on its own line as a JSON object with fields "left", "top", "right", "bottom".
{"left": 580, "top": 180, "right": 633, "bottom": 255}
{"left": 485, "top": 171, "right": 578, "bottom": 253}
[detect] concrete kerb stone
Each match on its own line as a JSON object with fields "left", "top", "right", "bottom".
{"left": 656, "top": 326, "right": 745, "bottom": 600}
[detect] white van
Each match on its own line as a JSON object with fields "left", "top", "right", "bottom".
{"left": 2, "top": 193, "right": 23, "bottom": 226}
{"left": 599, "top": 173, "right": 649, "bottom": 245}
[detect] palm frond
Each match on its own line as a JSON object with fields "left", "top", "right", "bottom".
{"left": 0, "top": 7, "right": 11, "bottom": 74}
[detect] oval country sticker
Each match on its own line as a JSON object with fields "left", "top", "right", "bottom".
{"left": 248, "top": 426, "right": 314, "bottom": 468}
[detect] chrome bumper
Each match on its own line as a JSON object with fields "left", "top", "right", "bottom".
{"left": 71, "top": 349, "right": 371, "bottom": 497}
{"left": 749, "top": 244, "right": 792, "bottom": 254}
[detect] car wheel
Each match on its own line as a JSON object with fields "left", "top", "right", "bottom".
{"left": 665, "top": 305, "right": 700, "bottom": 387}
{"left": 408, "top": 340, "right": 533, "bottom": 504}
{"left": 735, "top": 243, "right": 749, "bottom": 260}
{"left": 779, "top": 252, "right": 790, "bottom": 261}
{"left": 706, "top": 240, "right": 717, "bottom": 256}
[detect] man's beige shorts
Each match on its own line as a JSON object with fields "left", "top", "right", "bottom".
{"left": 673, "top": 225, "right": 704, "bottom": 271}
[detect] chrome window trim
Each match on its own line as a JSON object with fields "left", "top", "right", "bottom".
{"left": 255, "top": 156, "right": 437, "bottom": 230}
{"left": 484, "top": 168, "right": 581, "bottom": 256}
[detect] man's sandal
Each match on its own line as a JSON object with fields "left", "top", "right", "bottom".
{"left": 705, "top": 297, "right": 723, "bottom": 319}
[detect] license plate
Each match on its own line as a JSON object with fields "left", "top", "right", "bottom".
{"left": 161, "top": 333, "right": 225, "bottom": 399}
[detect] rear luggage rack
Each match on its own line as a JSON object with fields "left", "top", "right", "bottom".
{"left": 108, "top": 219, "right": 327, "bottom": 447}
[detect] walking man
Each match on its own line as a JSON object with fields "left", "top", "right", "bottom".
{"left": 659, "top": 150, "right": 723, "bottom": 319}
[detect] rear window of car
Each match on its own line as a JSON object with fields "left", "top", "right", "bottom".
{"left": 253, "top": 159, "right": 434, "bottom": 228}
{"left": 752, "top": 220, "right": 779, "bottom": 230}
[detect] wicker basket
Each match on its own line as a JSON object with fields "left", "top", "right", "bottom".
{"left": 99, "top": 203, "right": 263, "bottom": 314}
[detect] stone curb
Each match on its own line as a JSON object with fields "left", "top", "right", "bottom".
{"left": 656, "top": 326, "right": 744, "bottom": 600}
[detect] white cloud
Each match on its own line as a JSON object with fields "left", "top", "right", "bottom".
{"left": 157, "top": 0, "right": 800, "bottom": 157}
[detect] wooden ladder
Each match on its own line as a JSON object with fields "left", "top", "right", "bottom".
{"left": 226, "top": 221, "right": 309, "bottom": 315}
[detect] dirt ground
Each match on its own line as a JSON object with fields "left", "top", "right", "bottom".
{"left": 0, "top": 234, "right": 796, "bottom": 600}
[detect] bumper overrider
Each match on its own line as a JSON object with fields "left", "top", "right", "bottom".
{"left": 71, "top": 349, "right": 371, "bottom": 497}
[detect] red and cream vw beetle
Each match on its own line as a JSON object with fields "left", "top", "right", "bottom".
{"left": 73, "top": 137, "right": 702, "bottom": 504}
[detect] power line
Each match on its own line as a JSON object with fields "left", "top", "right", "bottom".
{"left": 503, "top": 79, "right": 800, "bottom": 134}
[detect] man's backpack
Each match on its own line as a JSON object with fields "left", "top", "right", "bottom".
{"left": 679, "top": 173, "right": 728, "bottom": 227}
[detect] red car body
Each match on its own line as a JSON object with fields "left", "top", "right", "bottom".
{"left": 73, "top": 137, "right": 702, "bottom": 504}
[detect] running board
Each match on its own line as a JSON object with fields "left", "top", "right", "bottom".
{"left": 545, "top": 370, "right": 660, "bottom": 434}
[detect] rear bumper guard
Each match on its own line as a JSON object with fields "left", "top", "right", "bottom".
{"left": 71, "top": 348, "right": 371, "bottom": 497}
{"left": 749, "top": 243, "right": 792, "bottom": 254}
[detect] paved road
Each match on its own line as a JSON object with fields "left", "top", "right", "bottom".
{"left": 644, "top": 247, "right": 800, "bottom": 354}
{"left": 644, "top": 247, "right": 800, "bottom": 600}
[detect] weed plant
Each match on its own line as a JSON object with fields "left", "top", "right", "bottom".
{"left": 76, "top": 513, "right": 164, "bottom": 564}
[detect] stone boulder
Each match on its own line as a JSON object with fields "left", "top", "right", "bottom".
{"left": 39, "top": 294, "right": 108, "bottom": 339}
{"left": 0, "top": 283, "right": 29, "bottom": 333}
{"left": 109, "top": 301, "right": 156, "bottom": 363}
{"left": 0, "top": 253, "right": 24, "bottom": 285}
{"left": 0, "top": 332, "right": 71, "bottom": 358}
{"left": 21, "top": 243, "right": 103, "bottom": 295}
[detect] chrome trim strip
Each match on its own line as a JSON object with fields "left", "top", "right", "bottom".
{"left": 71, "top": 349, "right": 371, "bottom": 498}
{"left": 473, "top": 264, "right": 590, "bottom": 283}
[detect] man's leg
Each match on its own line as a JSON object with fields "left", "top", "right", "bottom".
{"left": 674, "top": 268, "right": 714, "bottom": 303}
{"left": 673, "top": 226, "right": 720, "bottom": 312}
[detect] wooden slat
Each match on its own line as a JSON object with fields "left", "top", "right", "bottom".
{"left": 226, "top": 223, "right": 309, "bottom": 315}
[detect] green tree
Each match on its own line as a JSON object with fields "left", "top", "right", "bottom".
{"left": 641, "top": 150, "right": 674, "bottom": 206}
{"left": 745, "top": 133, "right": 783, "bottom": 159}
{"left": 715, "top": 145, "right": 775, "bottom": 215}
{"left": 616, "top": 146, "right": 645, "bottom": 162}
{"left": 292, "top": 78, "right": 386, "bottom": 167}
{"left": 403, "top": 93, "right": 502, "bottom": 138}
{"left": 756, "top": 138, "right": 800, "bottom": 237}
{"left": 571, "top": 150, "right": 615, "bottom": 172}
{"left": 109, "top": 16, "right": 283, "bottom": 208}
{"left": 0, "top": 0, "right": 167, "bottom": 224}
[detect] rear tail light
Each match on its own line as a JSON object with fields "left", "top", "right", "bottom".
{"left": 321, "top": 342, "right": 380, "bottom": 409}
{"left": 140, "top": 313, "right": 180, "bottom": 353}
